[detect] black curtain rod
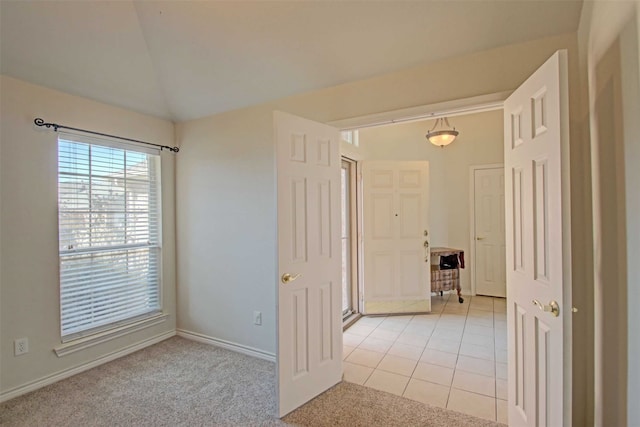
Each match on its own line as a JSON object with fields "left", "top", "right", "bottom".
{"left": 34, "top": 118, "right": 179, "bottom": 153}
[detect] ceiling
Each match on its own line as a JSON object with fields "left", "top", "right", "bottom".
{"left": 0, "top": 1, "right": 583, "bottom": 122}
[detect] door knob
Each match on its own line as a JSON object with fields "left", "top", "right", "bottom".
{"left": 532, "top": 299, "right": 560, "bottom": 317}
{"left": 281, "top": 273, "right": 301, "bottom": 284}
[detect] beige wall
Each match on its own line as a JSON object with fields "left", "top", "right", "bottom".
{"left": 0, "top": 76, "right": 177, "bottom": 397}
{"left": 175, "top": 33, "right": 579, "bottom": 355}
{"left": 358, "top": 110, "right": 504, "bottom": 294}
{"left": 578, "top": 1, "right": 640, "bottom": 425}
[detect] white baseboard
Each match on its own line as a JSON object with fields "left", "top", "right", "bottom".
{"left": 0, "top": 330, "right": 176, "bottom": 403}
{"left": 176, "top": 329, "right": 276, "bottom": 363}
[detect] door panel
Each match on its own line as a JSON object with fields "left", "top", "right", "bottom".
{"left": 362, "top": 161, "right": 430, "bottom": 314}
{"left": 474, "top": 167, "right": 506, "bottom": 297}
{"left": 276, "top": 111, "right": 342, "bottom": 417}
{"left": 504, "top": 50, "right": 571, "bottom": 427}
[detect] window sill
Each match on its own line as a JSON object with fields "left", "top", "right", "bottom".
{"left": 54, "top": 313, "right": 170, "bottom": 358}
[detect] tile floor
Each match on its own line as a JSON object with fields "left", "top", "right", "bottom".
{"left": 343, "top": 293, "right": 508, "bottom": 424}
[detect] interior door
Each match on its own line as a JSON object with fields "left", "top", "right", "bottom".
{"left": 504, "top": 50, "right": 571, "bottom": 426}
{"left": 474, "top": 167, "right": 506, "bottom": 297}
{"left": 362, "top": 161, "right": 431, "bottom": 314}
{"left": 275, "top": 111, "right": 342, "bottom": 417}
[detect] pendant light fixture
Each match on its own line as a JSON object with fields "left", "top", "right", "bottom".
{"left": 426, "top": 117, "right": 459, "bottom": 147}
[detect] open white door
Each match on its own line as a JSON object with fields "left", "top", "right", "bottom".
{"left": 275, "top": 111, "right": 342, "bottom": 417}
{"left": 504, "top": 51, "right": 572, "bottom": 426}
{"left": 362, "top": 161, "right": 431, "bottom": 314}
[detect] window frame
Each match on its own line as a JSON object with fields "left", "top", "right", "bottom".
{"left": 57, "top": 132, "right": 163, "bottom": 343}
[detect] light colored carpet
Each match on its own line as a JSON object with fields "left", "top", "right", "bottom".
{"left": 0, "top": 337, "right": 504, "bottom": 426}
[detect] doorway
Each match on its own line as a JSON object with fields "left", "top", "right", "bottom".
{"left": 340, "top": 115, "right": 508, "bottom": 423}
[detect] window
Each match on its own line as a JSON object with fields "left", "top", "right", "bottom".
{"left": 341, "top": 158, "right": 358, "bottom": 319}
{"left": 58, "top": 134, "right": 161, "bottom": 341}
{"left": 340, "top": 130, "right": 359, "bottom": 147}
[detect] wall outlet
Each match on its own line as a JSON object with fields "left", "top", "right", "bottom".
{"left": 253, "top": 311, "right": 262, "bottom": 326}
{"left": 14, "top": 338, "right": 29, "bottom": 356}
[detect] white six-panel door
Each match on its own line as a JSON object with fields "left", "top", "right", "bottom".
{"left": 362, "top": 161, "right": 431, "bottom": 314}
{"left": 504, "top": 51, "right": 571, "bottom": 427}
{"left": 275, "top": 111, "right": 342, "bottom": 417}
{"left": 474, "top": 167, "right": 507, "bottom": 297}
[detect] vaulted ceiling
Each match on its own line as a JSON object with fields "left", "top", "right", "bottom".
{"left": 0, "top": 1, "right": 583, "bottom": 122}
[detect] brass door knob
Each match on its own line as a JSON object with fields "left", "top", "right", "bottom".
{"left": 281, "top": 273, "right": 301, "bottom": 284}
{"left": 532, "top": 299, "right": 560, "bottom": 317}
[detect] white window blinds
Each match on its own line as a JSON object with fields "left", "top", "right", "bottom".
{"left": 58, "top": 135, "right": 161, "bottom": 340}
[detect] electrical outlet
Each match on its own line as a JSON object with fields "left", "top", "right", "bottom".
{"left": 14, "top": 338, "right": 29, "bottom": 356}
{"left": 253, "top": 311, "right": 262, "bottom": 326}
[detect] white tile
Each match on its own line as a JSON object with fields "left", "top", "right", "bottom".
{"left": 497, "top": 398, "right": 508, "bottom": 424}
{"left": 345, "top": 323, "right": 376, "bottom": 337}
{"left": 377, "top": 320, "right": 409, "bottom": 332}
{"left": 471, "top": 296, "right": 495, "bottom": 304}
{"left": 444, "top": 300, "right": 469, "bottom": 309}
{"left": 403, "top": 323, "right": 435, "bottom": 337}
{"left": 345, "top": 348, "right": 385, "bottom": 368}
{"left": 466, "top": 316, "right": 494, "bottom": 328}
{"left": 465, "top": 324, "right": 494, "bottom": 337}
{"left": 358, "top": 336, "right": 394, "bottom": 353}
{"left": 496, "top": 362, "right": 508, "bottom": 380}
{"left": 443, "top": 307, "right": 469, "bottom": 316}
{"left": 438, "top": 314, "right": 467, "bottom": 324}
{"left": 495, "top": 328, "right": 508, "bottom": 341}
{"left": 436, "top": 322, "right": 466, "bottom": 332}
{"left": 469, "top": 300, "right": 494, "bottom": 312}
{"left": 462, "top": 332, "right": 494, "bottom": 347}
{"left": 496, "top": 378, "right": 507, "bottom": 400}
{"left": 420, "top": 348, "right": 457, "bottom": 369}
{"left": 496, "top": 348, "right": 508, "bottom": 363}
{"left": 447, "top": 388, "right": 496, "bottom": 421}
{"left": 494, "top": 335, "right": 508, "bottom": 350}
{"left": 467, "top": 310, "right": 493, "bottom": 320}
{"left": 369, "top": 328, "right": 402, "bottom": 341}
{"left": 412, "top": 362, "right": 454, "bottom": 386}
{"left": 410, "top": 315, "right": 439, "bottom": 326}
{"left": 343, "top": 345, "right": 356, "bottom": 360}
{"left": 343, "top": 362, "right": 374, "bottom": 385}
{"left": 433, "top": 326, "right": 464, "bottom": 335}
{"left": 495, "top": 319, "right": 507, "bottom": 330}
{"left": 377, "top": 354, "right": 418, "bottom": 377}
{"left": 380, "top": 315, "right": 412, "bottom": 326}
{"left": 343, "top": 333, "right": 366, "bottom": 347}
{"left": 494, "top": 312, "right": 507, "bottom": 322}
{"left": 452, "top": 370, "right": 495, "bottom": 397}
{"left": 456, "top": 355, "right": 496, "bottom": 377}
{"left": 493, "top": 299, "right": 507, "bottom": 313}
{"left": 459, "top": 342, "right": 495, "bottom": 361}
{"left": 387, "top": 342, "right": 425, "bottom": 360}
{"left": 396, "top": 332, "right": 430, "bottom": 347}
{"left": 469, "top": 304, "right": 494, "bottom": 313}
{"left": 356, "top": 316, "right": 386, "bottom": 327}
{"left": 392, "top": 314, "right": 415, "bottom": 322}
{"left": 432, "top": 328, "right": 463, "bottom": 341}
{"left": 403, "top": 378, "right": 450, "bottom": 408}
{"left": 364, "top": 370, "right": 410, "bottom": 396}
{"left": 426, "top": 338, "right": 460, "bottom": 354}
